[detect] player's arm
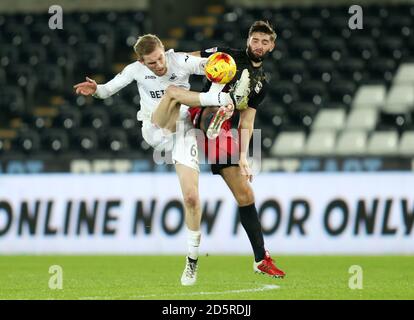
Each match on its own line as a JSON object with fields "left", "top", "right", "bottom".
{"left": 237, "top": 82, "right": 267, "bottom": 181}
{"left": 187, "top": 51, "right": 201, "bottom": 57}
{"left": 73, "top": 63, "right": 135, "bottom": 99}
{"left": 238, "top": 106, "right": 256, "bottom": 182}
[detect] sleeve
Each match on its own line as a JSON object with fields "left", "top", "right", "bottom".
{"left": 248, "top": 81, "right": 268, "bottom": 109}
{"left": 180, "top": 53, "right": 208, "bottom": 76}
{"left": 94, "top": 63, "right": 136, "bottom": 99}
{"left": 200, "top": 47, "right": 231, "bottom": 58}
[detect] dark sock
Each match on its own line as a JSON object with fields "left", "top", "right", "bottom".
{"left": 239, "top": 203, "right": 266, "bottom": 262}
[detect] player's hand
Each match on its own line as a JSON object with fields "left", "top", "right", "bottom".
{"left": 239, "top": 155, "right": 253, "bottom": 183}
{"left": 73, "top": 77, "right": 97, "bottom": 96}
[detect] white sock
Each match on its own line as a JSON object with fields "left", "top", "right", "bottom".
{"left": 199, "top": 83, "right": 232, "bottom": 107}
{"left": 199, "top": 92, "right": 232, "bottom": 107}
{"left": 187, "top": 229, "right": 201, "bottom": 260}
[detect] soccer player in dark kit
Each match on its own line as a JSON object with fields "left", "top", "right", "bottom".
{"left": 158, "top": 20, "right": 286, "bottom": 278}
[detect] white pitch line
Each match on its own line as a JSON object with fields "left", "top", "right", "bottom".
{"left": 79, "top": 284, "right": 279, "bottom": 300}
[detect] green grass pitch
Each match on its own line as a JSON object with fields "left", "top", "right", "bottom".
{"left": 0, "top": 255, "right": 413, "bottom": 300}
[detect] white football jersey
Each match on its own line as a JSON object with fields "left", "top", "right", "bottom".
{"left": 94, "top": 49, "right": 207, "bottom": 117}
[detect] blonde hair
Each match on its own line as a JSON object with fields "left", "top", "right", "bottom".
{"left": 133, "top": 34, "right": 164, "bottom": 60}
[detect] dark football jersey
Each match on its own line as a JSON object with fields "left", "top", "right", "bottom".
{"left": 201, "top": 47, "right": 268, "bottom": 109}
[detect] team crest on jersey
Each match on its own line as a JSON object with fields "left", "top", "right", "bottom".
{"left": 205, "top": 47, "right": 218, "bottom": 53}
{"left": 254, "top": 81, "right": 263, "bottom": 94}
{"left": 169, "top": 73, "right": 177, "bottom": 81}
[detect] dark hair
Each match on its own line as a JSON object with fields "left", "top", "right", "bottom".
{"left": 248, "top": 21, "right": 277, "bottom": 41}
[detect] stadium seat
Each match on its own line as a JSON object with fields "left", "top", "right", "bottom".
{"left": 297, "top": 17, "right": 324, "bottom": 40}
{"left": 352, "top": 85, "right": 386, "bottom": 109}
{"left": 270, "top": 131, "right": 306, "bottom": 156}
{"left": 335, "top": 130, "right": 368, "bottom": 155}
{"left": 366, "top": 131, "right": 399, "bottom": 155}
{"left": 113, "top": 18, "right": 141, "bottom": 49}
{"left": 384, "top": 15, "right": 412, "bottom": 37}
{"left": 328, "top": 80, "right": 357, "bottom": 106}
{"left": 48, "top": 44, "right": 76, "bottom": 81}
{"left": 271, "top": 16, "right": 298, "bottom": 40}
{"left": 348, "top": 36, "right": 378, "bottom": 60}
{"left": 287, "top": 102, "right": 318, "bottom": 130}
{"left": 259, "top": 102, "right": 290, "bottom": 130}
{"left": 100, "top": 127, "right": 130, "bottom": 153}
{"left": 346, "top": 109, "right": 378, "bottom": 131}
{"left": 363, "top": 15, "right": 382, "bottom": 38}
{"left": 35, "top": 64, "right": 65, "bottom": 94}
{"left": 336, "top": 57, "right": 367, "bottom": 83}
{"left": 393, "top": 63, "right": 414, "bottom": 85}
{"left": 13, "top": 128, "right": 41, "bottom": 154}
{"left": 312, "top": 109, "right": 346, "bottom": 131}
{"left": 304, "top": 130, "right": 337, "bottom": 156}
{"left": 318, "top": 36, "right": 347, "bottom": 61}
{"left": 277, "top": 58, "right": 307, "bottom": 83}
{"left": 76, "top": 43, "right": 106, "bottom": 73}
{"left": 29, "top": 22, "right": 58, "bottom": 46}
{"left": 289, "top": 37, "right": 318, "bottom": 61}
{"left": 307, "top": 58, "right": 336, "bottom": 83}
{"left": 82, "top": 106, "right": 110, "bottom": 131}
{"left": 384, "top": 84, "right": 414, "bottom": 112}
{"left": 3, "top": 23, "right": 29, "bottom": 45}
{"left": 398, "top": 131, "right": 414, "bottom": 156}
{"left": 325, "top": 15, "right": 351, "bottom": 39}
{"left": 260, "top": 124, "right": 278, "bottom": 155}
{"left": 0, "top": 68, "right": 5, "bottom": 85}
{"left": 20, "top": 44, "right": 47, "bottom": 66}
{"left": 41, "top": 128, "right": 70, "bottom": 153}
{"left": 298, "top": 81, "right": 328, "bottom": 106}
{"left": 268, "top": 80, "right": 298, "bottom": 105}
{"left": 0, "top": 86, "right": 25, "bottom": 117}
{"left": 377, "top": 36, "right": 405, "bottom": 61}
{"left": 53, "top": 106, "right": 82, "bottom": 130}
{"left": 84, "top": 22, "right": 115, "bottom": 61}
{"left": 0, "top": 44, "right": 20, "bottom": 68}
{"left": 368, "top": 57, "right": 397, "bottom": 83}
{"left": 109, "top": 104, "right": 139, "bottom": 129}
{"left": 54, "top": 22, "right": 86, "bottom": 46}
{"left": 211, "top": 23, "right": 242, "bottom": 43}
{"left": 71, "top": 128, "right": 99, "bottom": 153}
{"left": 271, "top": 39, "right": 288, "bottom": 61}
{"left": 176, "top": 40, "right": 203, "bottom": 53}
{"left": 377, "top": 110, "right": 411, "bottom": 132}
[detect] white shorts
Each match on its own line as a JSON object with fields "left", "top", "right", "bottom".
{"left": 141, "top": 106, "right": 199, "bottom": 172}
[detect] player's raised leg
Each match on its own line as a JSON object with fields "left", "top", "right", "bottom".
{"left": 175, "top": 163, "right": 202, "bottom": 286}
{"left": 219, "top": 165, "right": 286, "bottom": 278}
{"left": 151, "top": 92, "right": 181, "bottom": 132}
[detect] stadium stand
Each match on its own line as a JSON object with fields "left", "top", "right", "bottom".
{"left": 0, "top": 3, "right": 413, "bottom": 172}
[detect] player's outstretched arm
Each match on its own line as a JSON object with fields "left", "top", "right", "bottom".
{"left": 74, "top": 63, "right": 136, "bottom": 99}
{"left": 73, "top": 77, "right": 97, "bottom": 96}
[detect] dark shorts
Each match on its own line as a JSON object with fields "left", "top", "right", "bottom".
{"left": 188, "top": 107, "right": 240, "bottom": 175}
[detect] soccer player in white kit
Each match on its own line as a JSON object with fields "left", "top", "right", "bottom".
{"left": 73, "top": 34, "right": 246, "bottom": 286}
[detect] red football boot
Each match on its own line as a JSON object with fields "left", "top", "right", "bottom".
{"left": 253, "top": 251, "right": 286, "bottom": 279}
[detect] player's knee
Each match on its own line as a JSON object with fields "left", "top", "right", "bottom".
{"left": 235, "top": 186, "right": 255, "bottom": 206}
{"left": 183, "top": 191, "right": 200, "bottom": 209}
